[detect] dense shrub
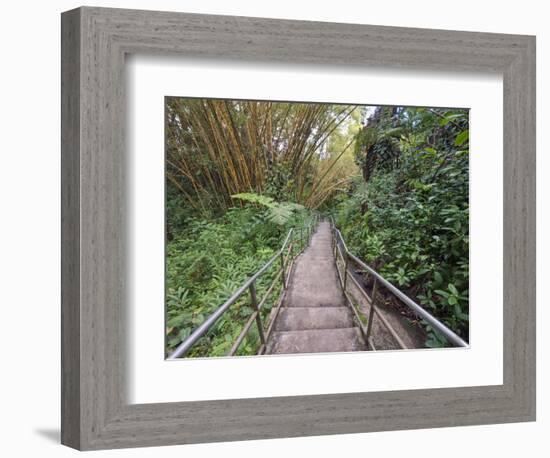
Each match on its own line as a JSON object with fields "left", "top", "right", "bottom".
{"left": 166, "top": 193, "right": 312, "bottom": 357}
{"left": 333, "top": 108, "right": 469, "bottom": 345}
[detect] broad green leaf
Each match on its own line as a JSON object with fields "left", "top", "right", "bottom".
{"left": 448, "top": 283, "right": 459, "bottom": 295}
{"left": 454, "top": 130, "right": 469, "bottom": 146}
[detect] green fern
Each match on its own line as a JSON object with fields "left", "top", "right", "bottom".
{"left": 231, "top": 193, "right": 275, "bottom": 208}
{"left": 266, "top": 205, "right": 293, "bottom": 225}
{"left": 231, "top": 193, "right": 304, "bottom": 226}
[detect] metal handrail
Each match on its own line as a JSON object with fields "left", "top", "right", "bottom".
{"left": 329, "top": 218, "right": 468, "bottom": 348}
{"left": 168, "top": 215, "right": 319, "bottom": 359}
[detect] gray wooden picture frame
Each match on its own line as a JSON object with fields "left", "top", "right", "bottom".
{"left": 61, "top": 6, "right": 536, "bottom": 451}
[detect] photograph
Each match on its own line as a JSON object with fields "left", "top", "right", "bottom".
{"left": 165, "top": 98, "right": 470, "bottom": 358}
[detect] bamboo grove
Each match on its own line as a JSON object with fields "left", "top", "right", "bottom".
{"left": 166, "top": 98, "right": 359, "bottom": 213}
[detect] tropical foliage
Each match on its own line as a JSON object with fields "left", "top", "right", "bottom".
{"left": 166, "top": 191, "right": 312, "bottom": 356}
{"left": 333, "top": 107, "right": 469, "bottom": 344}
{"left": 166, "top": 99, "right": 469, "bottom": 355}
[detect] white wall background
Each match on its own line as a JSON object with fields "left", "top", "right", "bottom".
{"left": 0, "top": 1, "right": 546, "bottom": 456}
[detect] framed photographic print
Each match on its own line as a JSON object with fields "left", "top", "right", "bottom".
{"left": 61, "top": 6, "right": 536, "bottom": 450}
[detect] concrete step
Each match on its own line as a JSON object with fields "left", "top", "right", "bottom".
{"left": 274, "top": 307, "right": 355, "bottom": 332}
{"left": 264, "top": 221, "right": 366, "bottom": 355}
{"left": 285, "top": 257, "right": 344, "bottom": 307}
{"left": 266, "top": 327, "right": 365, "bottom": 354}
{"left": 285, "top": 288, "right": 344, "bottom": 307}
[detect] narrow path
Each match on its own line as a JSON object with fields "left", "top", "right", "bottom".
{"left": 265, "top": 221, "right": 366, "bottom": 354}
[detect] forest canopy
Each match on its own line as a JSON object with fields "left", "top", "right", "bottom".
{"left": 165, "top": 98, "right": 469, "bottom": 356}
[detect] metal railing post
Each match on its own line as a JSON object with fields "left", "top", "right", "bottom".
{"left": 365, "top": 278, "right": 378, "bottom": 343}
{"left": 280, "top": 252, "right": 286, "bottom": 289}
{"left": 249, "top": 281, "right": 266, "bottom": 345}
{"left": 343, "top": 252, "right": 349, "bottom": 292}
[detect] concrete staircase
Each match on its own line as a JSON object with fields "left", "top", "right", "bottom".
{"left": 265, "top": 221, "right": 366, "bottom": 355}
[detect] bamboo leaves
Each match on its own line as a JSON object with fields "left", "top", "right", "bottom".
{"left": 166, "top": 98, "right": 360, "bottom": 213}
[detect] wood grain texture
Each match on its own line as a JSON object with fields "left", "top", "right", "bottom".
{"left": 60, "top": 8, "right": 81, "bottom": 450}
{"left": 61, "top": 6, "right": 536, "bottom": 450}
